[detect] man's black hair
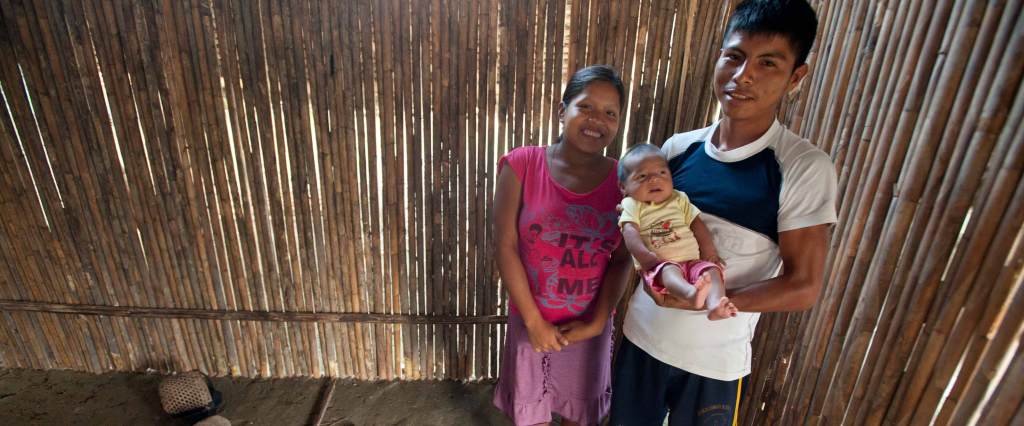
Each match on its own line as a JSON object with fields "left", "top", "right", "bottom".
{"left": 561, "top": 64, "right": 626, "bottom": 111}
{"left": 725, "top": 0, "right": 818, "bottom": 67}
{"left": 617, "top": 143, "right": 665, "bottom": 182}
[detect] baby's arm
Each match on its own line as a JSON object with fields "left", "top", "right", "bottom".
{"left": 621, "top": 222, "right": 662, "bottom": 272}
{"left": 690, "top": 216, "right": 723, "bottom": 266}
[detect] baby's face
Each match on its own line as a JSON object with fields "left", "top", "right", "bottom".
{"left": 621, "top": 154, "right": 674, "bottom": 204}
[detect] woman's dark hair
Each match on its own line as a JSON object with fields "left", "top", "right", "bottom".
{"left": 561, "top": 65, "right": 626, "bottom": 111}
{"left": 725, "top": 0, "right": 818, "bottom": 67}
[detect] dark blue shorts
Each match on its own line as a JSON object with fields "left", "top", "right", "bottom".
{"left": 609, "top": 337, "right": 744, "bottom": 426}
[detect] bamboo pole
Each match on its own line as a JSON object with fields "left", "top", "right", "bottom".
{"left": 945, "top": 63, "right": 1024, "bottom": 426}
{"left": 4, "top": 0, "right": 90, "bottom": 373}
{"left": 484, "top": 0, "right": 501, "bottom": 379}
{"left": 120, "top": 0, "right": 192, "bottom": 373}
{"left": 365, "top": 0, "right": 395, "bottom": 380}
{"left": 976, "top": 341, "right": 1024, "bottom": 425}
{"left": 789, "top": 0, "right": 930, "bottom": 420}
{"left": 941, "top": 161, "right": 1024, "bottom": 423}
{"left": 624, "top": 0, "right": 653, "bottom": 146}
{"left": 32, "top": 0, "right": 118, "bottom": 365}
{"left": 778, "top": 1, "right": 884, "bottom": 422}
{"left": 303, "top": 0, "right": 337, "bottom": 377}
{"left": 854, "top": 5, "right": 1023, "bottom": 423}
{"left": 0, "top": 300, "right": 509, "bottom": 324}
{"left": 412, "top": 0, "right": 430, "bottom": 380}
{"left": 444, "top": 0, "right": 461, "bottom": 380}
{"left": 821, "top": 0, "right": 997, "bottom": 421}
{"left": 900, "top": 24, "right": 1024, "bottom": 426}
{"left": 332, "top": 0, "right": 365, "bottom": 380}
{"left": 778, "top": 0, "right": 909, "bottom": 421}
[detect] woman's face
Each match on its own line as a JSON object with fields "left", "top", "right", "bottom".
{"left": 558, "top": 81, "right": 622, "bottom": 154}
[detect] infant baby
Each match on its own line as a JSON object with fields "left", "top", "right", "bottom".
{"left": 617, "top": 144, "right": 737, "bottom": 320}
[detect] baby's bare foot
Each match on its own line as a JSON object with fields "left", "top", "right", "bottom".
{"left": 692, "top": 273, "right": 712, "bottom": 310}
{"left": 707, "top": 297, "right": 738, "bottom": 321}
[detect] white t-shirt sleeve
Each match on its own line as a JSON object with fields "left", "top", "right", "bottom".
{"left": 661, "top": 129, "right": 706, "bottom": 160}
{"left": 778, "top": 149, "right": 838, "bottom": 232}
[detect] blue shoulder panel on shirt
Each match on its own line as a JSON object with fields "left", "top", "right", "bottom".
{"left": 668, "top": 142, "right": 783, "bottom": 242}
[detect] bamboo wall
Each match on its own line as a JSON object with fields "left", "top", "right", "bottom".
{"left": 0, "top": 0, "right": 733, "bottom": 380}
{"left": 1, "top": 0, "right": 1022, "bottom": 423}
{"left": 742, "top": 0, "right": 1024, "bottom": 424}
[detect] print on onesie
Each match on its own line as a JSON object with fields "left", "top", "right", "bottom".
{"left": 649, "top": 219, "right": 682, "bottom": 249}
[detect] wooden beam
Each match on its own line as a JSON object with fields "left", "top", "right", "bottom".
{"left": 0, "top": 300, "right": 508, "bottom": 324}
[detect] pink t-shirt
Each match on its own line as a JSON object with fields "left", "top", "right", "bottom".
{"left": 498, "top": 146, "right": 623, "bottom": 324}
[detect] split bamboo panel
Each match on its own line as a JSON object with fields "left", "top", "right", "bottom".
{"left": 0, "top": 0, "right": 731, "bottom": 380}
{"left": 743, "top": 0, "right": 1024, "bottom": 424}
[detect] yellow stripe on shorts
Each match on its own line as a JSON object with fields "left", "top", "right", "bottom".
{"left": 733, "top": 377, "right": 742, "bottom": 426}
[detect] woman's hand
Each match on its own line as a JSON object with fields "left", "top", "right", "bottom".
{"left": 558, "top": 320, "right": 604, "bottom": 344}
{"left": 524, "top": 318, "right": 569, "bottom": 352}
{"left": 643, "top": 280, "right": 702, "bottom": 310}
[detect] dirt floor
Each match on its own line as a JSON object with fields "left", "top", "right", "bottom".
{"left": 0, "top": 368, "right": 514, "bottom": 425}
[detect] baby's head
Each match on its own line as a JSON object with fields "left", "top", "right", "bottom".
{"left": 618, "top": 143, "right": 674, "bottom": 204}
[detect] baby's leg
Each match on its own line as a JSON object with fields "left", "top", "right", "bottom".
{"left": 659, "top": 264, "right": 709, "bottom": 309}
{"left": 704, "top": 269, "right": 737, "bottom": 320}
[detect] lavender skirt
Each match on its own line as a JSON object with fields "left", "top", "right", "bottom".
{"left": 492, "top": 313, "right": 614, "bottom": 426}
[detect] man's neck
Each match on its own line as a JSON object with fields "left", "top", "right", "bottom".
{"left": 714, "top": 115, "right": 777, "bottom": 151}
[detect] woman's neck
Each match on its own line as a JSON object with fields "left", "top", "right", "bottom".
{"left": 550, "top": 139, "right": 606, "bottom": 168}
{"left": 714, "top": 115, "right": 776, "bottom": 151}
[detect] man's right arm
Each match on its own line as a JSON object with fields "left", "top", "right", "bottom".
{"left": 725, "top": 224, "right": 830, "bottom": 312}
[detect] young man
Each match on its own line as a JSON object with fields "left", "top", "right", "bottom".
{"left": 609, "top": 1, "right": 837, "bottom": 425}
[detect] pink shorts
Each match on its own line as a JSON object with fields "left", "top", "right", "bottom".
{"left": 643, "top": 260, "right": 723, "bottom": 294}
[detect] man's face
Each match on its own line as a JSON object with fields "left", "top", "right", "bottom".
{"left": 714, "top": 31, "right": 808, "bottom": 122}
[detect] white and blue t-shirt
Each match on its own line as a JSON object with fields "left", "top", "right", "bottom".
{"left": 621, "top": 119, "right": 838, "bottom": 381}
